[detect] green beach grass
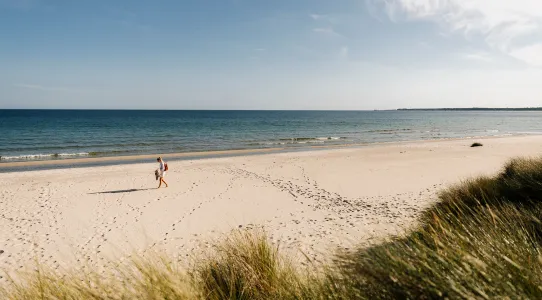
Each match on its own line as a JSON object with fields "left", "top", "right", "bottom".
{"left": 2, "top": 157, "right": 542, "bottom": 299}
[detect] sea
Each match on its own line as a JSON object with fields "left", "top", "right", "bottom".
{"left": 1, "top": 110, "right": 541, "bottom": 164}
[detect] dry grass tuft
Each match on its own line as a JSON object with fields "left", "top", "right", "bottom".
{"left": 1, "top": 253, "right": 198, "bottom": 299}
{"left": 191, "top": 229, "right": 317, "bottom": 299}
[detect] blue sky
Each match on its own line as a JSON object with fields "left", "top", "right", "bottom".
{"left": 1, "top": 0, "right": 541, "bottom": 109}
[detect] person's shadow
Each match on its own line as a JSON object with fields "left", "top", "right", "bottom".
{"left": 89, "top": 188, "right": 153, "bottom": 195}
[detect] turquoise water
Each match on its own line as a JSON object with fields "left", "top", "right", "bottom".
{"left": 1, "top": 110, "right": 541, "bottom": 162}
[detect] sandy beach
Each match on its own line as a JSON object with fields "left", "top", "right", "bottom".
{"left": 1, "top": 135, "right": 541, "bottom": 281}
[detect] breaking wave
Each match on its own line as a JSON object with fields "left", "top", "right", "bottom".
{"left": 0, "top": 152, "right": 90, "bottom": 161}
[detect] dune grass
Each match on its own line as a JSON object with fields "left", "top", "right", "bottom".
{"left": 192, "top": 230, "right": 299, "bottom": 300}
{"left": 1, "top": 253, "right": 198, "bottom": 299}
{"left": 2, "top": 157, "right": 542, "bottom": 299}
{"left": 327, "top": 157, "right": 542, "bottom": 299}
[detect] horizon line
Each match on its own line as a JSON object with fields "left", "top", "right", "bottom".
{"left": 1, "top": 107, "right": 542, "bottom": 111}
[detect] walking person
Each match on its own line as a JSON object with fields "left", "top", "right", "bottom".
{"left": 157, "top": 157, "right": 169, "bottom": 188}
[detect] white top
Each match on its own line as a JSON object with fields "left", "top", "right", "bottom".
{"left": 159, "top": 161, "right": 166, "bottom": 177}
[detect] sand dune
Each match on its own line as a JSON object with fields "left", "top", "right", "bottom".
{"left": 1, "top": 135, "right": 541, "bottom": 282}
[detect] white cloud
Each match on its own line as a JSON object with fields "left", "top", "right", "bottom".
{"left": 509, "top": 43, "right": 542, "bottom": 67}
{"left": 310, "top": 13, "right": 325, "bottom": 20}
{"left": 310, "top": 13, "right": 336, "bottom": 23}
{"left": 13, "top": 83, "right": 84, "bottom": 93}
{"left": 339, "top": 46, "right": 349, "bottom": 59}
{"left": 313, "top": 27, "right": 342, "bottom": 37}
{"left": 459, "top": 51, "right": 493, "bottom": 62}
{"left": 372, "top": 0, "right": 542, "bottom": 66}
{"left": 313, "top": 27, "right": 332, "bottom": 33}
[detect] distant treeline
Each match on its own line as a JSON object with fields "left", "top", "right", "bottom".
{"left": 397, "top": 108, "right": 542, "bottom": 111}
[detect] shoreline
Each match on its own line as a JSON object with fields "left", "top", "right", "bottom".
{"left": 0, "top": 134, "right": 530, "bottom": 172}
{"left": 0, "top": 147, "right": 285, "bottom": 171}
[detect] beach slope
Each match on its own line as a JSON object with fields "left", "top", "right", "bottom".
{"left": 0, "top": 135, "right": 541, "bottom": 280}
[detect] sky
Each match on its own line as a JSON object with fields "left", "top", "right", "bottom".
{"left": 1, "top": 0, "right": 541, "bottom": 110}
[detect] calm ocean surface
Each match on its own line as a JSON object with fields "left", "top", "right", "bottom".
{"left": 1, "top": 110, "right": 541, "bottom": 163}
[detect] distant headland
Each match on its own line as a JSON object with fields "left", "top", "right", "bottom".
{"left": 397, "top": 107, "right": 542, "bottom": 111}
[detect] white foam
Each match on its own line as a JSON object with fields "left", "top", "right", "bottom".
{"left": 316, "top": 137, "right": 344, "bottom": 141}
{"left": 0, "top": 152, "right": 89, "bottom": 160}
